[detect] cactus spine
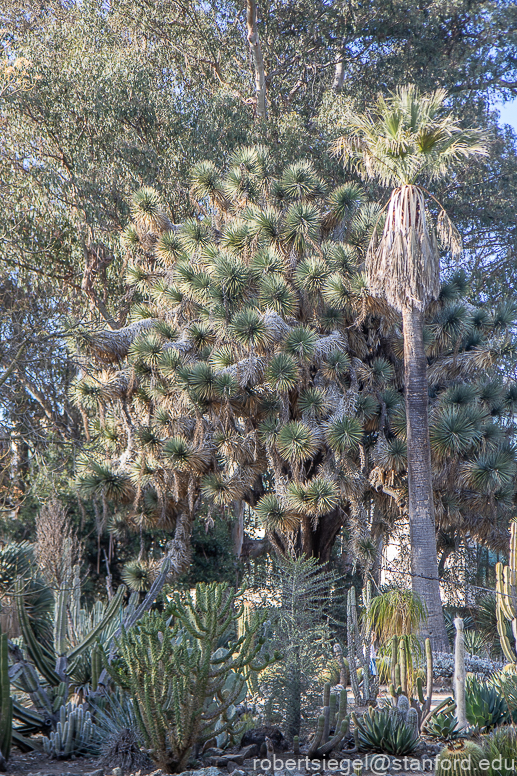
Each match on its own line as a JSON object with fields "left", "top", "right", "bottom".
{"left": 308, "top": 685, "right": 349, "bottom": 758}
{"left": 496, "top": 520, "right": 517, "bottom": 662}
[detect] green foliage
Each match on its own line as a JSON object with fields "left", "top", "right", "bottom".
{"left": 369, "top": 590, "right": 426, "bottom": 641}
{"left": 102, "top": 582, "right": 275, "bottom": 772}
{"left": 12, "top": 576, "right": 132, "bottom": 733}
{"left": 253, "top": 556, "right": 339, "bottom": 741}
{"left": 307, "top": 685, "right": 349, "bottom": 758}
{"left": 352, "top": 707, "right": 420, "bottom": 756}
{"left": 423, "top": 712, "right": 464, "bottom": 742}
{"left": 465, "top": 675, "right": 510, "bottom": 732}
{"left": 0, "top": 630, "right": 12, "bottom": 765}
{"left": 482, "top": 726, "right": 517, "bottom": 776}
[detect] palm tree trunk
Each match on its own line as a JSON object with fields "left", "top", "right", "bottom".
{"left": 402, "top": 306, "right": 449, "bottom": 650}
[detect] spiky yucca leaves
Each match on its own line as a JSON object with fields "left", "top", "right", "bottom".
{"left": 102, "top": 582, "right": 276, "bottom": 773}
{"left": 73, "top": 148, "right": 517, "bottom": 572}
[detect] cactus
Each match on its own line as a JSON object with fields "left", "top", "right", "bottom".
{"left": 454, "top": 618, "right": 467, "bottom": 729}
{"left": 0, "top": 629, "right": 12, "bottom": 768}
{"left": 41, "top": 702, "right": 95, "bottom": 758}
{"left": 496, "top": 520, "right": 517, "bottom": 663}
{"left": 347, "top": 583, "right": 378, "bottom": 706}
{"left": 436, "top": 741, "right": 484, "bottom": 776}
{"left": 307, "top": 684, "right": 349, "bottom": 758}
{"left": 388, "top": 636, "right": 435, "bottom": 731}
{"left": 102, "top": 582, "right": 278, "bottom": 773}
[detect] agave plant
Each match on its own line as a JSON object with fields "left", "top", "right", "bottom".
{"left": 71, "top": 144, "right": 517, "bottom": 587}
{"left": 465, "top": 675, "right": 510, "bottom": 732}
{"left": 353, "top": 707, "right": 420, "bottom": 755}
{"left": 423, "top": 712, "right": 465, "bottom": 742}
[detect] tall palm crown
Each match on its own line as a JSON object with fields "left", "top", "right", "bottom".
{"left": 334, "top": 85, "right": 488, "bottom": 312}
{"left": 334, "top": 87, "right": 488, "bottom": 648}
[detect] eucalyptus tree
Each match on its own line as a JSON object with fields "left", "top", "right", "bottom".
{"left": 71, "top": 147, "right": 517, "bottom": 600}
{"left": 333, "top": 86, "right": 488, "bottom": 647}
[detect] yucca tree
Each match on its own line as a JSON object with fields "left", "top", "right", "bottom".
{"left": 333, "top": 86, "right": 488, "bottom": 648}
{"left": 70, "top": 145, "right": 516, "bottom": 603}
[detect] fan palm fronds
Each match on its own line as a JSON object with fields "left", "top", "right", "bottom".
{"left": 430, "top": 407, "right": 481, "bottom": 459}
{"left": 461, "top": 447, "right": 517, "bottom": 492}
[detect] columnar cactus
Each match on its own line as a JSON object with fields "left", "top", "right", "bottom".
{"left": 307, "top": 684, "right": 349, "bottom": 758}
{"left": 496, "top": 520, "right": 517, "bottom": 663}
{"left": 347, "top": 583, "right": 378, "bottom": 705}
{"left": 454, "top": 618, "right": 467, "bottom": 729}
{"left": 41, "top": 702, "right": 95, "bottom": 758}
{"left": 389, "top": 636, "right": 435, "bottom": 729}
{"left": 11, "top": 578, "right": 132, "bottom": 733}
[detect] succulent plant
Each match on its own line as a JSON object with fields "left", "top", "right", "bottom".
{"left": 465, "top": 675, "right": 510, "bottom": 732}
{"left": 307, "top": 684, "right": 349, "bottom": 758}
{"left": 436, "top": 741, "right": 484, "bottom": 776}
{"left": 41, "top": 702, "right": 97, "bottom": 759}
{"left": 352, "top": 707, "right": 420, "bottom": 755}
{"left": 423, "top": 712, "right": 465, "bottom": 742}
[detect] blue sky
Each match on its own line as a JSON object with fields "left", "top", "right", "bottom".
{"left": 496, "top": 99, "right": 517, "bottom": 131}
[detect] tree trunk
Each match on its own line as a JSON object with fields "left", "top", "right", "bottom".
{"left": 402, "top": 306, "right": 449, "bottom": 650}
{"left": 246, "top": 0, "right": 267, "bottom": 119}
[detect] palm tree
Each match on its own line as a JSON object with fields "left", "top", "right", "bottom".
{"left": 333, "top": 86, "right": 488, "bottom": 648}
